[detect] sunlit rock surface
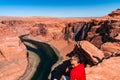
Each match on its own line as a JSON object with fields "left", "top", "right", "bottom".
{"left": 0, "top": 24, "right": 28, "bottom": 80}
{"left": 86, "top": 57, "right": 120, "bottom": 80}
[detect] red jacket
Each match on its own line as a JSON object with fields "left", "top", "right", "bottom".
{"left": 70, "top": 64, "right": 86, "bottom": 80}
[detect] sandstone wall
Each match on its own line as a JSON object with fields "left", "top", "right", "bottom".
{"left": 0, "top": 24, "right": 28, "bottom": 80}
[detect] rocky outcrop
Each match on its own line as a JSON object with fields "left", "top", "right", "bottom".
{"left": 101, "top": 42, "right": 120, "bottom": 55}
{"left": 63, "top": 18, "right": 120, "bottom": 80}
{"left": 86, "top": 57, "right": 120, "bottom": 80}
{"left": 0, "top": 24, "right": 28, "bottom": 80}
{"left": 79, "top": 40, "right": 104, "bottom": 63}
{"left": 0, "top": 20, "right": 25, "bottom": 26}
{"left": 62, "top": 22, "right": 94, "bottom": 41}
{"left": 30, "top": 23, "right": 48, "bottom": 36}
{"left": 108, "top": 9, "right": 120, "bottom": 18}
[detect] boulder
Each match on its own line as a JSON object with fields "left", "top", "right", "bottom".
{"left": 79, "top": 40, "right": 104, "bottom": 62}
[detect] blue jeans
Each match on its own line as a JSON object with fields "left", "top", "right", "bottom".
{"left": 64, "top": 76, "right": 70, "bottom": 80}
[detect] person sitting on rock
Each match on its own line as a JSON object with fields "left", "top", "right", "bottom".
{"left": 69, "top": 53, "right": 86, "bottom": 80}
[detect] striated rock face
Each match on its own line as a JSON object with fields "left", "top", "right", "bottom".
{"left": 86, "top": 57, "right": 120, "bottom": 80}
{"left": 0, "top": 24, "right": 28, "bottom": 80}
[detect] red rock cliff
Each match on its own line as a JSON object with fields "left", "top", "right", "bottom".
{"left": 0, "top": 23, "right": 28, "bottom": 80}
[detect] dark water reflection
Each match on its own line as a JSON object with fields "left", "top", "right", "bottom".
{"left": 22, "top": 39, "right": 58, "bottom": 80}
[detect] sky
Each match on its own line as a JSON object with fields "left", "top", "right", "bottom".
{"left": 0, "top": 0, "right": 120, "bottom": 17}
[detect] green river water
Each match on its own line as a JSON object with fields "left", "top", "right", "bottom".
{"left": 21, "top": 37, "right": 61, "bottom": 80}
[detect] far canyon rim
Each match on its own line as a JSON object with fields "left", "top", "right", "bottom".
{"left": 0, "top": 9, "right": 120, "bottom": 80}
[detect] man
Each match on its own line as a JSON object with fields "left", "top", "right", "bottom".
{"left": 51, "top": 47, "right": 87, "bottom": 80}
{"left": 70, "top": 53, "right": 86, "bottom": 80}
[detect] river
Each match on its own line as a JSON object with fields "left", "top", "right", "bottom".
{"left": 19, "top": 36, "right": 61, "bottom": 80}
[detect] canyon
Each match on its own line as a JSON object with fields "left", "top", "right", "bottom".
{"left": 0, "top": 9, "right": 120, "bottom": 80}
